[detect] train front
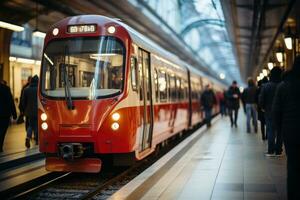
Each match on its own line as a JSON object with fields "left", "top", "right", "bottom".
{"left": 38, "top": 16, "right": 131, "bottom": 173}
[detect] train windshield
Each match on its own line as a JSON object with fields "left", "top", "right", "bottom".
{"left": 41, "top": 37, "right": 125, "bottom": 99}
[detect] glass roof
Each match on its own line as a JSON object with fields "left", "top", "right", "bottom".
{"left": 142, "top": 0, "right": 242, "bottom": 84}
{"left": 182, "top": 0, "right": 242, "bottom": 84}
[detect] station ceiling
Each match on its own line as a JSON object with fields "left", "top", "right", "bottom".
{"left": 221, "top": 0, "right": 296, "bottom": 80}
{"left": 0, "top": 0, "right": 296, "bottom": 83}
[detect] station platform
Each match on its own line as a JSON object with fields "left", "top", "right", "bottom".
{"left": 111, "top": 113, "right": 287, "bottom": 200}
{"left": 1, "top": 123, "right": 38, "bottom": 155}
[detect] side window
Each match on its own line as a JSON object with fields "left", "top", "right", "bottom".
{"left": 130, "top": 57, "right": 138, "bottom": 91}
{"left": 159, "top": 71, "right": 167, "bottom": 101}
{"left": 170, "top": 76, "right": 176, "bottom": 102}
{"left": 154, "top": 69, "right": 159, "bottom": 102}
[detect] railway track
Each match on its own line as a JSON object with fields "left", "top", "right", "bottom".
{"left": 9, "top": 121, "right": 208, "bottom": 200}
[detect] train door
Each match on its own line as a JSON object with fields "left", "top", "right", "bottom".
{"left": 138, "top": 48, "right": 153, "bottom": 152}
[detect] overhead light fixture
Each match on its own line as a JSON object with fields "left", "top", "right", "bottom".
{"left": 257, "top": 76, "right": 261, "bottom": 82}
{"left": 16, "top": 58, "right": 35, "bottom": 64}
{"left": 259, "top": 73, "right": 264, "bottom": 80}
{"left": 219, "top": 73, "right": 225, "bottom": 80}
{"left": 0, "top": 21, "right": 24, "bottom": 32}
{"left": 263, "top": 69, "right": 268, "bottom": 76}
{"left": 276, "top": 47, "right": 283, "bottom": 63}
{"left": 33, "top": 30, "right": 46, "bottom": 38}
{"left": 267, "top": 62, "right": 274, "bottom": 70}
{"left": 284, "top": 26, "right": 293, "bottom": 50}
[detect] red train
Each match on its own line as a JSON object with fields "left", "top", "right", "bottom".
{"left": 38, "top": 15, "right": 224, "bottom": 173}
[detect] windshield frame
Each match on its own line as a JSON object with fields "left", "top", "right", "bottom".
{"left": 40, "top": 36, "right": 126, "bottom": 100}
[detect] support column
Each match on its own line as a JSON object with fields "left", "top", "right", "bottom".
{"left": 0, "top": 28, "right": 12, "bottom": 84}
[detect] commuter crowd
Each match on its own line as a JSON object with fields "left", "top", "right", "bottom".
{"left": 200, "top": 56, "right": 300, "bottom": 200}
{"left": 0, "top": 75, "right": 39, "bottom": 152}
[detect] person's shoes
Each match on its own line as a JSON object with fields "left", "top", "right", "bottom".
{"left": 25, "top": 138, "right": 30, "bottom": 148}
{"left": 234, "top": 123, "right": 237, "bottom": 128}
{"left": 265, "top": 153, "right": 275, "bottom": 157}
{"left": 275, "top": 153, "right": 284, "bottom": 157}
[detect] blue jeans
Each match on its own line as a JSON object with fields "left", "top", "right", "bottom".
{"left": 265, "top": 116, "right": 275, "bottom": 154}
{"left": 27, "top": 117, "right": 38, "bottom": 141}
{"left": 204, "top": 108, "right": 212, "bottom": 125}
{"left": 246, "top": 104, "right": 257, "bottom": 132}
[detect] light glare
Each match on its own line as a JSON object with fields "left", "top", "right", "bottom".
{"left": 112, "top": 113, "right": 120, "bottom": 121}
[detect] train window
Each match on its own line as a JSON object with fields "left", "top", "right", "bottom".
{"left": 41, "top": 36, "right": 125, "bottom": 99}
{"left": 169, "top": 75, "right": 176, "bottom": 102}
{"left": 130, "top": 57, "right": 138, "bottom": 91}
{"left": 158, "top": 71, "right": 167, "bottom": 101}
{"left": 154, "top": 69, "right": 159, "bottom": 102}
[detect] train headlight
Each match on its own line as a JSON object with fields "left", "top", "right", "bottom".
{"left": 112, "top": 112, "right": 120, "bottom": 121}
{"left": 41, "top": 122, "right": 48, "bottom": 130}
{"left": 52, "top": 28, "right": 59, "bottom": 36}
{"left": 107, "top": 26, "right": 116, "bottom": 34}
{"left": 111, "top": 122, "right": 119, "bottom": 131}
{"left": 41, "top": 113, "right": 47, "bottom": 121}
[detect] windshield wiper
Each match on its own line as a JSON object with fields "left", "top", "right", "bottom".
{"left": 62, "top": 46, "right": 74, "bottom": 110}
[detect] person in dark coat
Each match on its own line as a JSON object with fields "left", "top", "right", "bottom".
{"left": 242, "top": 77, "right": 258, "bottom": 133}
{"left": 22, "top": 75, "right": 38, "bottom": 148}
{"left": 256, "top": 77, "right": 268, "bottom": 140}
{"left": 227, "top": 80, "right": 241, "bottom": 127}
{"left": 259, "top": 67, "right": 282, "bottom": 156}
{"left": 17, "top": 76, "right": 31, "bottom": 126}
{"left": 0, "top": 81, "right": 17, "bottom": 152}
{"left": 200, "top": 84, "right": 216, "bottom": 127}
{"left": 273, "top": 56, "right": 300, "bottom": 200}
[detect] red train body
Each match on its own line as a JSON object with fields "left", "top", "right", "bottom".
{"left": 38, "top": 15, "right": 223, "bottom": 173}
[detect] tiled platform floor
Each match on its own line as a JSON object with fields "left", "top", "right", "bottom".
{"left": 139, "top": 113, "right": 287, "bottom": 200}
{"left": 1, "top": 123, "right": 38, "bottom": 155}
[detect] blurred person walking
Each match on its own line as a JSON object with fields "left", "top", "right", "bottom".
{"left": 227, "top": 81, "right": 241, "bottom": 127}
{"left": 259, "top": 67, "right": 282, "bottom": 156}
{"left": 22, "top": 75, "right": 39, "bottom": 148}
{"left": 17, "top": 76, "right": 31, "bottom": 126}
{"left": 0, "top": 81, "right": 17, "bottom": 152}
{"left": 273, "top": 56, "right": 300, "bottom": 200}
{"left": 200, "top": 84, "right": 216, "bottom": 127}
{"left": 242, "top": 78, "right": 258, "bottom": 133}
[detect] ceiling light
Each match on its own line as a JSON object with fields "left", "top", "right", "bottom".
{"left": 276, "top": 52, "right": 283, "bottom": 63}
{"left": 267, "top": 62, "right": 274, "bottom": 70}
{"left": 0, "top": 21, "right": 24, "bottom": 32}
{"left": 33, "top": 30, "right": 46, "bottom": 38}
{"left": 284, "top": 26, "right": 293, "bottom": 50}
{"left": 263, "top": 69, "right": 268, "bottom": 76}
{"left": 16, "top": 58, "right": 35, "bottom": 64}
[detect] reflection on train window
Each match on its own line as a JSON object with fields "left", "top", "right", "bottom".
{"left": 42, "top": 36, "right": 125, "bottom": 99}
{"left": 130, "top": 57, "right": 138, "bottom": 91}
{"left": 158, "top": 71, "right": 167, "bottom": 101}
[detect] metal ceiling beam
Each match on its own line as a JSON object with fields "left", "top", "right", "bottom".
{"left": 180, "top": 19, "right": 225, "bottom": 36}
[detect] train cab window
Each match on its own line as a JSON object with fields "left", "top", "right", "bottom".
{"left": 158, "top": 71, "right": 167, "bottom": 101}
{"left": 130, "top": 57, "right": 138, "bottom": 91}
{"left": 41, "top": 36, "right": 125, "bottom": 99}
